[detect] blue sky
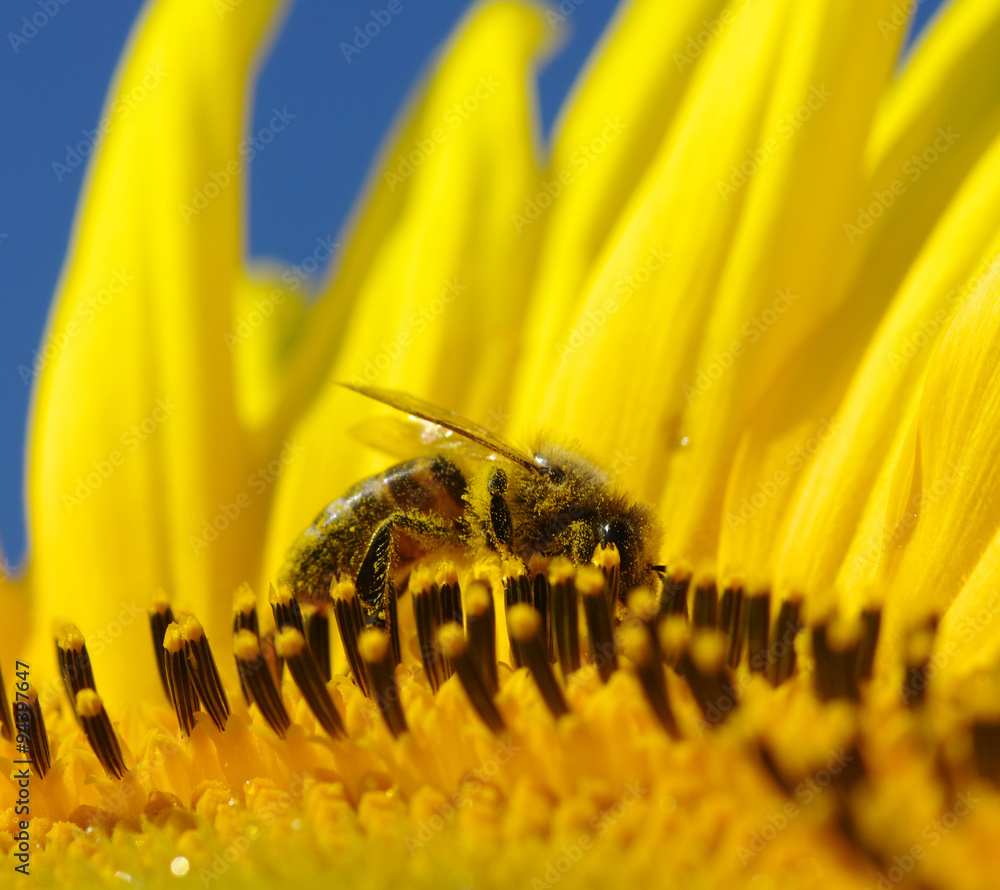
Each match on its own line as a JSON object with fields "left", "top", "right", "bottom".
{"left": 0, "top": 0, "right": 947, "bottom": 568}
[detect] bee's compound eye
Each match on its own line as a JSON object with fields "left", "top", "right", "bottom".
{"left": 599, "top": 519, "right": 628, "bottom": 551}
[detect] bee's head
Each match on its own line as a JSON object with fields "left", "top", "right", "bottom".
{"left": 531, "top": 443, "right": 662, "bottom": 597}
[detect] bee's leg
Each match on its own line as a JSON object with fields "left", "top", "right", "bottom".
{"left": 486, "top": 467, "right": 514, "bottom": 554}
{"left": 355, "top": 510, "right": 456, "bottom": 664}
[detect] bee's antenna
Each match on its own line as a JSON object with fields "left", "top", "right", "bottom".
{"left": 652, "top": 565, "right": 666, "bottom": 573}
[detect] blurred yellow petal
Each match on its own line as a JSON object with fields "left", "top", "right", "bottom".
{"left": 262, "top": 1, "right": 549, "bottom": 582}
{"left": 27, "top": 0, "right": 286, "bottom": 705}
{"left": 776, "top": 132, "right": 1000, "bottom": 611}
{"left": 511, "top": 0, "right": 728, "bottom": 398}
{"left": 512, "top": 0, "right": 790, "bottom": 495}
{"left": 873, "top": 262, "right": 1000, "bottom": 656}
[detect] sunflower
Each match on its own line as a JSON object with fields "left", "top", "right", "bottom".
{"left": 6, "top": 0, "right": 1000, "bottom": 887}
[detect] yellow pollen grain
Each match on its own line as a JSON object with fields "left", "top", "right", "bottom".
{"left": 163, "top": 622, "right": 184, "bottom": 654}
{"left": 269, "top": 582, "right": 294, "bottom": 607}
{"left": 547, "top": 556, "right": 575, "bottom": 586}
{"left": 827, "top": 614, "right": 861, "bottom": 652}
{"left": 906, "top": 627, "right": 935, "bottom": 666}
{"left": 591, "top": 543, "right": 620, "bottom": 571}
{"left": 464, "top": 581, "right": 492, "bottom": 616}
{"left": 331, "top": 577, "right": 357, "bottom": 601}
{"left": 575, "top": 564, "right": 606, "bottom": 597}
{"left": 180, "top": 615, "right": 204, "bottom": 642}
{"left": 358, "top": 628, "right": 390, "bottom": 663}
{"left": 233, "top": 629, "right": 261, "bottom": 661}
{"left": 507, "top": 603, "right": 541, "bottom": 641}
{"left": 618, "top": 624, "right": 652, "bottom": 665}
{"left": 659, "top": 616, "right": 689, "bottom": 659}
{"left": 690, "top": 630, "right": 727, "bottom": 674}
{"left": 56, "top": 623, "right": 86, "bottom": 653}
{"left": 75, "top": 688, "right": 104, "bottom": 718}
{"left": 627, "top": 588, "right": 657, "bottom": 623}
{"left": 233, "top": 583, "right": 257, "bottom": 616}
{"left": 275, "top": 627, "right": 307, "bottom": 658}
{"left": 409, "top": 564, "right": 435, "bottom": 597}
{"left": 437, "top": 623, "right": 466, "bottom": 658}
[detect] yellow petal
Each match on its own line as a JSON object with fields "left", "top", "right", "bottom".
{"left": 262, "top": 1, "right": 549, "bottom": 581}
{"left": 511, "top": 0, "right": 792, "bottom": 493}
{"left": 511, "top": 0, "right": 729, "bottom": 401}
{"left": 776, "top": 131, "right": 1000, "bottom": 610}
{"left": 874, "top": 260, "right": 1000, "bottom": 653}
{"left": 26, "top": 0, "right": 286, "bottom": 705}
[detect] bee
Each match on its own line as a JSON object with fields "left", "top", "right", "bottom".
{"left": 279, "top": 385, "right": 662, "bottom": 642}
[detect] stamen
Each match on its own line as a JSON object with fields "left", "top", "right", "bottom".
{"left": 902, "top": 619, "right": 937, "bottom": 708}
{"left": 358, "top": 628, "right": 408, "bottom": 738}
{"left": 507, "top": 604, "right": 569, "bottom": 719}
{"left": 232, "top": 587, "right": 260, "bottom": 706}
{"left": 436, "top": 561, "right": 464, "bottom": 627}
{"left": 503, "top": 563, "right": 532, "bottom": 669}
{"left": 232, "top": 584, "right": 259, "bottom": 635}
{"left": 149, "top": 591, "right": 175, "bottom": 700}
{"left": 411, "top": 565, "right": 451, "bottom": 694}
{"left": 768, "top": 598, "right": 801, "bottom": 687}
{"left": 331, "top": 578, "right": 369, "bottom": 697}
{"left": 275, "top": 627, "right": 345, "bottom": 739}
{"left": 745, "top": 591, "right": 771, "bottom": 675}
{"left": 528, "top": 555, "right": 553, "bottom": 662}
{"left": 549, "top": 557, "right": 580, "bottom": 679}
{"left": 164, "top": 623, "right": 200, "bottom": 737}
{"left": 855, "top": 606, "right": 882, "bottom": 683}
{"left": 682, "top": 629, "right": 738, "bottom": 726}
{"left": 14, "top": 686, "right": 50, "bottom": 779}
{"left": 658, "top": 571, "right": 690, "bottom": 620}
{"left": 438, "top": 623, "right": 506, "bottom": 733}
{"left": 269, "top": 582, "right": 305, "bottom": 635}
{"left": 465, "top": 579, "right": 499, "bottom": 696}
{"left": 180, "top": 616, "right": 230, "bottom": 732}
{"left": 718, "top": 585, "right": 745, "bottom": 668}
{"left": 972, "top": 720, "right": 1000, "bottom": 784}
{"left": 56, "top": 623, "right": 96, "bottom": 708}
{"left": 812, "top": 614, "right": 860, "bottom": 702}
{"left": 620, "top": 623, "right": 679, "bottom": 738}
{"left": 75, "top": 688, "right": 127, "bottom": 780}
{"left": 691, "top": 579, "right": 718, "bottom": 628}
{"left": 233, "top": 629, "right": 290, "bottom": 738}
{"left": 303, "top": 600, "right": 332, "bottom": 684}
{"left": 591, "top": 544, "right": 621, "bottom": 618}
{"left": 260, "top": 628, "right": 285, "bottom": 688}
{"left": 0, "top": 663, "right": 13, "bottom": 741}
{"left": 578, "top": 565, "right": 617, "bottom": 682}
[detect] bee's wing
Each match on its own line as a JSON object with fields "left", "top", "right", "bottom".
{"left": 343, "top": 384, "right": 541, "bottom": 473}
